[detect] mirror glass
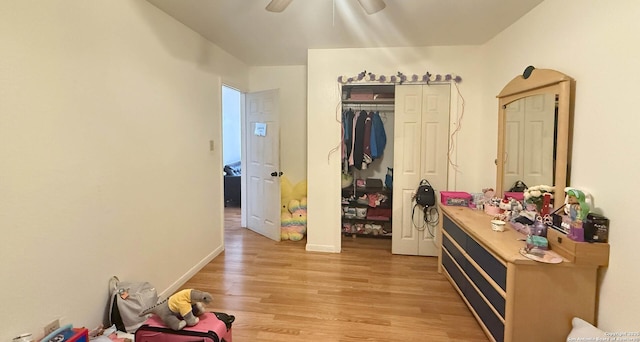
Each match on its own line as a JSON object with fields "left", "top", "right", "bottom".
{"left": 502, "top": 93, "right": 557, "bottom": 191}
{"left": 496, "top": 68, "right": 573, "bottom": 208}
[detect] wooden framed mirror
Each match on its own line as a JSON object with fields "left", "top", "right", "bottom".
{"left": 496, "top": 67, "right": 574, "bottom": 208}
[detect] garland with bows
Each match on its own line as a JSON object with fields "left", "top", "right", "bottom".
{"left": 337, "top": 70, "right": 462, "bottom": 85}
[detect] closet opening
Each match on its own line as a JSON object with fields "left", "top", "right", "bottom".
{"left": 340, "top": 82, "right": 452, "bottom": 256}
{"left": 340, "top": 84, "right": 395, "bottom": 252}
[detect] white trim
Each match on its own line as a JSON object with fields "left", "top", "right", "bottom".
{"left": 306, "top": 243, "right": 340, "bottom": 253}
{"left": 159, "top": 246, "right": 224, "bottom": 298}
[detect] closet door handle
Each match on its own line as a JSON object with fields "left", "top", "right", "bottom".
{"left": 270, "top": 171, "right": 283, "bottom": 177}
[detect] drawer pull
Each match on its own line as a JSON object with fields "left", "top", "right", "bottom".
{"left": 557, "top": 236, "right": 562, "bottom": 243}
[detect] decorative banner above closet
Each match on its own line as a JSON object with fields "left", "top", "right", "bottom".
{"left": 337, "top": 70, "right": 462, "bottom": 85}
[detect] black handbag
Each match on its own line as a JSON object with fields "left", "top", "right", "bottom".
{"left": 415, "top": 179, "right": 436, "bottom": 207}
{"left": 509, "top": 180, "right": 527, "bottom": 192}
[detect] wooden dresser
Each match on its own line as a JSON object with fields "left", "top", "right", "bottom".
{"left": 437, "top": 205, "right": 609, "bottom": 342}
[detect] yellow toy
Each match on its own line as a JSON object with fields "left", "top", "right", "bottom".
{"left": 140, "top": 289, "right": 212, "bottom": 330}
{"left": 280, "top": 176, "right": 307, "bottom": 241}
{"left": 292, "top": 179, "right": 308, "bottom": 201}
{"left": 281, "top": 176, "right": 294, "bottom": 213}
{"left": 281, "top": 198, "right": 307, "bottom": 241}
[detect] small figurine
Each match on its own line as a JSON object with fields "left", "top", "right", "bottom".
{"left": 566, "top": 188, "right": 589, "bottom": 223}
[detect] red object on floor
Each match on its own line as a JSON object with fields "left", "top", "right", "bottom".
{"left": 135, "top": 312, "right": 232, "bottom": 342}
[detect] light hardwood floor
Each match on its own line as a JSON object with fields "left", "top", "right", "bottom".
{"left": 181, "top": 207, "right": 488, "bottom": 341}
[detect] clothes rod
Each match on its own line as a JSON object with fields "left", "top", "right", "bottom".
{"left": 343, "top": 103, "right": 395, "bottom": 109}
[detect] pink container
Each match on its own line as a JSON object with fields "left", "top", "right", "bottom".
{"left": 440, "top": 191, "right": 472, "bottom": 206}
{"left": 504, "top": 191, "right": 524, "bottom": 201}
{"left": 484, "top": 205, "right": 503, "bottom": 215}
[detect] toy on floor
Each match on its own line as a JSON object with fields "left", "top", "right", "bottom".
{"left": 281, "top": 198, "right": 307, "bottom": 241}
{"left": 140, "top": 289, "right": 212, "bottom": 330}
{"left": 280, "top": 176, "right": 308, "bottom": 241}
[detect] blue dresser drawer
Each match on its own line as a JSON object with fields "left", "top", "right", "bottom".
{"left": 442, "top": 251, "right": 505, "bottom": 342}
{"left": 443, "top": 235, "right": 466, "bottom": 269}
{"left": 444, "top": 234, "right": 505, "bottom": 318}
{"left": 442, "top": 249, "right": 467, "bottom": 295}
{"left": 462, "top": 273, "right": 505, "bottom": 342}
{"left": 466, "top": 238, "right": 507, "bottom": 291}
{"left": 461, "top": 257, "right": 506, "bottom": 318}
{"left": 443, "top": 215, "right": 468, "bottom": 250}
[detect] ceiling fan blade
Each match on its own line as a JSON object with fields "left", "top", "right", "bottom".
{"left": 266, "top": 0, "right": 293, "bottom": 13}
{"left": 357, "top": 0, "right": 386, "bottom": 14}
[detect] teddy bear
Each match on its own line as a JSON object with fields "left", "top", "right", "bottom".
{"left": 281, "top": 198, "right": 307, "bottom": 241}
{"left": 139, "top": 289, "right": 212, "bottom": 330}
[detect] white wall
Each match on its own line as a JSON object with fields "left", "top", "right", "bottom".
{"left": 0, "top": 1, "right": 249, "bottom": 339}
{"left": 306, "top": 47, "right": 486, "bottom": 252}
{"left": 249, "top": 66, "right": 308, "bottom": 184}
{"left": 482, "top": 0, "right": 640, "bottom": 331}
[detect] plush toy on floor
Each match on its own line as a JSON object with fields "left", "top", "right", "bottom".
{"left": 281, "top": 198, "right": 307, "bottom": 241}
{"left": 140, "top": 289, "right": 213, "bottom": 330}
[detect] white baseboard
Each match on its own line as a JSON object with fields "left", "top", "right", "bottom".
{"left": 305, "top": 243, "right": 340, "bottom": 253}
{"left": 159, "top": 245, "right": 224, "bottom": 298}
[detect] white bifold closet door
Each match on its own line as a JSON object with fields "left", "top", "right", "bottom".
{"left": 392, "top": 84, "right": 450, "bottom": 256}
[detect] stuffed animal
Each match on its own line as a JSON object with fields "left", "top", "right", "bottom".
{"left": 281, "top": 198, "right": 307, "bottom": 241}
{"left": 281, "top": 176, "right": 295, "bottom": 213}
{"left": 291, "top": 179, "right": 308, "bottom": 200}
{"left": 140, "top": 289, "right": 212, "bottom": 330}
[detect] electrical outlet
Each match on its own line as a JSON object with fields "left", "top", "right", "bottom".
{"left": 44, "top": 319, "right": 60, "bottom": 336}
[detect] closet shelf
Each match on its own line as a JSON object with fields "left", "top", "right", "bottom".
{"left": 343, "top": 232, "right": 392, "bottom": 239}
{"left": 342, "top": 202, "right": 392, "bottom": 209}
{"left": 342, "top": 217, "right": 391, "bottom": 223}
{"left": 342, "top": 99, "right": 395, "bottom": 105}
{"left": 342, "top": 187, "right": 391, "bottom": 195}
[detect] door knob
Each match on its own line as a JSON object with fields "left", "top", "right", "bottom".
{"left": 270, "top": 171, "right": 283, "bottom": 177}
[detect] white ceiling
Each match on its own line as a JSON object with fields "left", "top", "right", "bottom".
{"left": 146, "top": 0, "right": 544, "bottom": 66}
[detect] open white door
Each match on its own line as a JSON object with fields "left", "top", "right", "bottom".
{"left": 392, "top": 84, "right": 450, "bottom": 256}
{"left": 245, "top": 89, "right": 281, "bottom": 241}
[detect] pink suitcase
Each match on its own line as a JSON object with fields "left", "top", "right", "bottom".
{"left": 135, "top": 312, "right": 233, "bottom": 342}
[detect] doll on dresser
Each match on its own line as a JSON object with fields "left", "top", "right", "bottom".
{"left": 565, "top": 188, "right": 590, "bottom": 241}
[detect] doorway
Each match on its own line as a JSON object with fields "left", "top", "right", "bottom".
{"left": 223, "top": 85, "right": 282, "bottom": 241}
{"left": 222, "top": 85, "right": 242, "bottom": 208}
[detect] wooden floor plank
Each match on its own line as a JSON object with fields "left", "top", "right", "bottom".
{"left": 180, "top": 207, "right": 488, "bottom": 341}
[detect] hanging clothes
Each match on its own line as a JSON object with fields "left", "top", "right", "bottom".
{"left": 361, "top": 111, "right": 373, "bottom": 169}
{"left": 370, "top": 111, "right": 386, "bottom": 160}
{"left": 342, "top": 109, "right": 387, "bottom": 170}
{"left": 342, "top": 109, "right": 355, "bottom": 162}
{"left": 351, "top": 110, "right": 367, "bottom": 170}
{"left": 348, "top": 110, "right": 359, "bottom": 167}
